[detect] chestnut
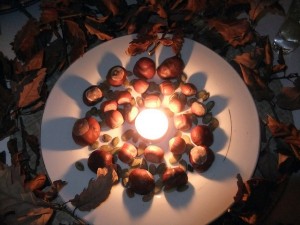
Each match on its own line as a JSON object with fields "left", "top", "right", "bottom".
{"left": 118, "top": 142, "right": 137, "bottom": 164}
{"left": 105, "top": 110, "right": 124, "bottom": 129}
{"left": 169, "top": 92, "right": 187, "bottom": 113}
{"left": 82, "top": 85, "right": 103, "bottom": 106}
{"left": 128, "top": 168, "right": 155, "bottom": 195}
{"left": 131, "top": 79, "right": 150, "bottom": 94}
{"left": 133, "top": 57, "right": 156, "bottom": 79}
{"left": 116, "top": 90, "right": 132, "bottom": 105}
{"left": 159, "top": 80, "right": 175, "bottom": 96}
{"left": 157, "top": 56, "right": 185, "bottom": 79}
{"left": 106, "top": 65, "right": 127, "bottom": 86}
{"left": 191, "top": 101, "right": 206, "bottom": 117}
{"left": 72, "top": 117, "right": 100, "bottom": 146}
{"left": 190, "top": 125, "right": 213, "bottom": 147}
{"left": 124, "top": 106, "right": 139, "bottom": 123}
{"left": 100, "top": 99, "right": 118, "bottom": 112}
{"left": 144, "top": 145, "right": 164, "bottom": 163}
{"left": 169, "top": 136, "right": 186, "bottom": 155}
{"left": 173, "top": 114, "right": 192, "bottom": 131}
{"left": 162, "top": 167, "right": 188, "bottom": 190}
{"left": 143, "top": 94, "right": 162, "bottom": 108}
{"left": 88, "top": 150, "right": 113, "bottom": 173}
{"left": 180, "top": 83, "right": 197, "bottom": 96}
{"left": 189, "top": 146, "right": 214, "bottom": 172}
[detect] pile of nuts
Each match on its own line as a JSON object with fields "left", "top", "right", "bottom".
{"left": 72, "top": 54, "right": 219, "bottom": 201}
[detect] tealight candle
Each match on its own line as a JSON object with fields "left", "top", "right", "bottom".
{"left": 135, "top": 109, "right": 169, "bottom": 140}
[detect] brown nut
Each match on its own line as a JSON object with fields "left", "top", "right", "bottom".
{"left": 105, "top": 110, "right": 124, "bottom": 129}
{"left": 169, "top": 136, "right": 186, "bottom": 155}
{"left": 131, "top": 79, "right": 150, "bottom": 94}
{"left": 162, "top": 167, "right": 188, "bottom": 190}
{"left": 144, "top": 145, "right": 164, "bottom": 163}
{"left": 106, "top": 65, "right": 127, "bottom": 86}
{"left": 133, "top": 57, "right": 156, "bottom": 79}
{"left": 88, "top": 150, "right": 113, "bottom": 173}
{"left": 189, "top": 146, "right": 214, "bottom": 172}
{"left": 173, "top": 114, "right": 192, "bottom": 131}
{"left": 100, "top": 100, "right": 118, "bottom": 112}
{"left": 191, "top": 101, "right": 206, "bottom": 117}
{"left": 124, "top": 106, "right": 139, "bottom": 123}
{"left": 157, "top": 56, "right": 185, "bottom": 79}
{"left": 190, "top": 125, "right": 213, "bottom": 146}
{"left": 169, "top": 93, "right": 187, "bottom": 113}
{"left": 143, "top": 94, "right": 162, "bottom": 108}
{"left": 82, "top": 85, "right": 103, "bottom": 106}
{"left": 116, "top": 90, "right": 132, "bottom": 105}
{"left": 159, "top": 80, "right": 175, "bottom": 95}
{"left": 72, "top": 117, "right": 101, "bottom": 146}
{"left": 129, "top": 168, "right": 155, "bottom": 195}
{"left": 118, "top": 142, "right": 137, "bottom": 164}
{"left": 180, "top": 83, "right": 197, "bottom": 96}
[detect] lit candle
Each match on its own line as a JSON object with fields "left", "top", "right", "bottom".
{"left": 135, "top": 109, "right": 169, "bottom": 140}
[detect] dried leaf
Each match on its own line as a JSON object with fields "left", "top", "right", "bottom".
{"left": 84, "top": 23, "right": 114, "bottom": 41}
{"left": 70, "top": 166, "right": 117, "bottom": 211}
{"left": 249, "top": 0, "right": 284, "bottom": 23}
{"left": 25, "top": 174, "right": 47, "bottom": 191}
{"left": 126, "top": 34, "right": 157, "bottom": 56}
{"left": 15, "top": 68, "right": 47, "bottom": 108}
{"left": 276, "top": 86, "right": 300, "bottom": 110}
{"left": 234, "top": 47, "right": 264, "bottom": 70}
{"left": 34, "top": 180, "right": 67, "bottom": 202}
{"left": 0, "top": 164, "right": 53, "bottom": 225}
{"left": 23, "top": 50, "right": 44, "bottom": 72}
{"left": 208, "top": 18, "right": 254, "bottom": 47}
{"left": 239, "top": 64, "right": 274, "bottom": 101}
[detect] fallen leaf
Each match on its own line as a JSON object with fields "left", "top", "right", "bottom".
{"left": 0, "top": 163, "right": 53, "bottom": 225}
{"left": 207, "top": 18, "right": 254, "bottom": 47}
{"left": 84, "top": 23, "right": 114, "bottom": 41}
{"left": 276, "top": 86, "right": 300, "bottom": 110}
{"left": 126, "top": 34, "right": 158, "bottom": 56}
{"left": 234, "top": 47, "right": 264, "bottom": 70}
{"left": 34, "top": 180, "right": 67, "bottom": 202}
{"left": 70, "top": 166, "right": 118, "bottom": 211}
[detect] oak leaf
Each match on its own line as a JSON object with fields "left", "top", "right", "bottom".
{"left": 70, "top": 166, "right": 118, "bottom": 211}
{"left": 0, "top": 163, "right": 53, "bottom": 225}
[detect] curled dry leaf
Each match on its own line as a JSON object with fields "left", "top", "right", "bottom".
{"left": 276, "top": 86, "right": 300, "bottom": 110}
{"left": 70, "top": 166, "right": 118, "bottom": 211}
{"left": 207, "top": 18, "right": 254, "bottom": 47}
{"left": 126, "top": 35, "right": 157, "bottom": 56}
{"left": 84, "top": 23, "right": 114, "bottom": 41}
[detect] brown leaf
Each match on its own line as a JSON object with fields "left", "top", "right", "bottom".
{"left": 249, "top": 0, "right": 284, "bottom": 23}
{"left": 70, "top": 166, "right": 117, "bottom": 211}
{"left": 25, "top": 174, "right": 47, "bottom": 191}
{"left": 126, "top": 34, "right": 157, "bottom": 56}
{"left": 0, "top": 165, "right": 53, "bottom": 225}
{"left": 40, "top": 8, "right": 58, "bottom": 24}
{"left": 84, "top": 23, "right": 113, "bottom": 41}
{"left": 208, "top": 18, "right": 254, "bottom": 47}
{"left": 15, "top": 68, "right": 47, "bottom": 108}
{"left": 35, "top": 180, "right": 67, "bottom": 202}
{"left": 239, "top": 64, "right": 274, "bottom": 101}
{"left": 276, "top": 86, "right": 300, "bottom": 110}
{"left": 234, "top": 47, "right": 264, "bottom": 70}
{"left": 23, "top": 50, "right": 44, "bottom": 72}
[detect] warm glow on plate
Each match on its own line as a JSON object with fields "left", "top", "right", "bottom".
{"left": 135, "top": 109, "right": 169, "bottom": 140}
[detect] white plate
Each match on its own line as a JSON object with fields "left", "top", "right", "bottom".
{"left": 41, "top": 35, "right": 260, "bottom": 225}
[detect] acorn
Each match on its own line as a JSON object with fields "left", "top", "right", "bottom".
{"left": 82, "top": 85, "right": 103, "bottom": 106}
{"left": 105, "top": 110, "right": 124, "bottom": 129}
{"left": 128, "top": 168, "right": 155, "bottom": 195}
{"left": 162, "top": 167, "right": 188, "bottom": 190}
{"left": 189, "top": 146, "right": 214, "bottom": 172}
{"left": 87, "top": 150, "right": 113, "bottom": 173}
{"left": 100, "top": 99, "right": 118, "bottom": 112}
{"left": 159, "top": 80, "right": 175, "bottom": 96}
{"left": 133, "top": 57, "right": 156, "bottom": 79}
{"left": 131, "top": 79, "right": 150, "bottom": 94}
{"left": 118, "top": 142, "right": 137, "bottom": 164}
{"left": 157, "top": 56, "right": 185, "bottom": 79}
{"left": 180, "top": 83, "right": 197, "bottom": 96}
{"left": 144, "top": 145, "right": 164, "bottom": 163}
{"left": 169, "top": 136, "right": 186, "bottom": 155}
{"left": 106, "top": 65, "right": 127, "bottom": 86}
{"left": 190, "top": 125, "right": 213, "bottom": 146}
{"left": 72, "top": 117, "right": 100, "bottom": 146}
{"left": 173, "top": 114, "right": 192, "bottom": 131}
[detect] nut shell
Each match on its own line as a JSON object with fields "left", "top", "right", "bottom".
{"left": 173, "top": 114, "right": 192, "bottom": 131}
{"left": 180, "top": 83, "right": 197, "bottom": 96}
{"left": 129, "top": 168, "right": 155, "bottom": 195}
{"left": 105, "top": 110, "right": 124, "bottom": 129}
{"left": 88, "top": 150, "right": 113, "bottom": 173}
{"left": 144, "top": 145, "right": 164, "bottom": 163}
{"left": 72, "top": 117, "right": 100, "bottom": 146}
{"left": 169, "top": 136, "right": 186, "bottom": 155}
{"left": 82, "top": 85, "right": 103, "bottom": 106}
{"left": 118, "top": 142, "right": 137, "bottom": 164}
{"left": 131, "top": 79, "right": 150, "bottom": 94}
{"left": 106, "top": 66, "right": 127, "bottom": 86}
{"left": 162, "top": 167, "right": 188, "bottom": 190}
{"left": 100, "top": 100, "right": 118, "bottom": 112}
{"left": 157, "top": 56, "right": 185, "bottom": 79}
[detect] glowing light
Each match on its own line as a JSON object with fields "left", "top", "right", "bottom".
{"left": 135, "top": 109, "right": 169, "bottom": 140}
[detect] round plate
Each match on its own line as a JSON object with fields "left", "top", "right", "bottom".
{"left": 41, "top": 35, "right": 260, "bottom": 225}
